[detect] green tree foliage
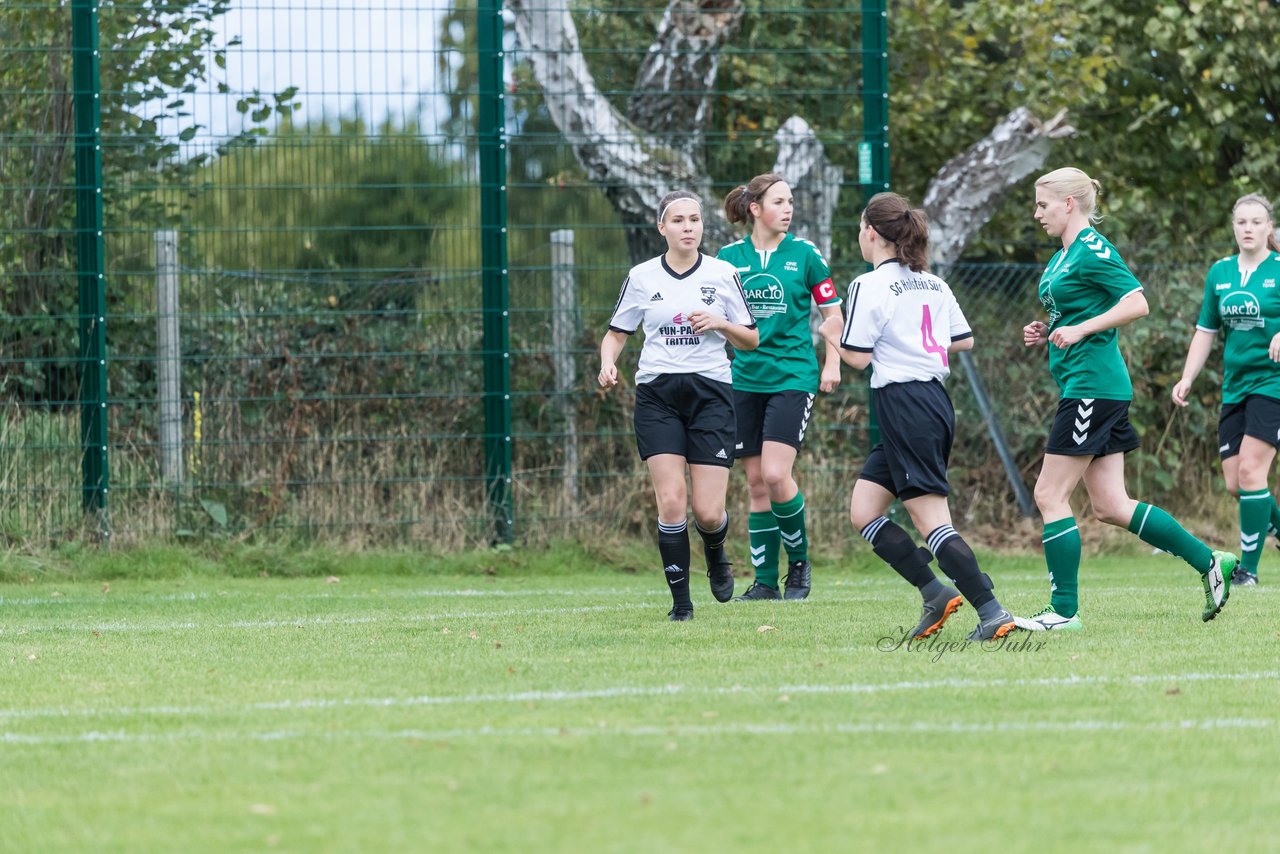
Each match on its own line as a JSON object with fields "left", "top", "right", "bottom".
{"left": 0, "top": 1, "right": 295, "bottom": 405}
{"left": 1065, "top": 0, "right": 1280, "bottom": 260}
{"left": 440, "top": 0, "right": 1277, "bottom": 265}
{"left": 868, "top": 0, "right": 1280, "bottom": 262}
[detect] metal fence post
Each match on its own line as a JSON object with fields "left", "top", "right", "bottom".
{"left": 956, "top": 350, "right": 1037, "bottom": 518}
{"left": 860, "top": 0, "right": 890, "bottom": 196}
{"left": 861, "top": 0, "right": 889, "bottom": 452}
{"left": 479, "top": 0, "right": 513, "bottom": 543}
{"left": 550, "top": 230, "right": 580, "bottom": 509}
{"left": 71, "top": 0, "right": 110, "bottom": 526}
{"left": 156, "top": 231, "right": 183, "bottom": 487}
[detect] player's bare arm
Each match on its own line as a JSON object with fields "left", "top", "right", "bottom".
{"left": 690, "top": 309, "right": 758, "bottom": 350}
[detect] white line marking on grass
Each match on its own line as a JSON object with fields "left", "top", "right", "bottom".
{"left": 5, "top": 581, "right": 1273, "bottom": 612}
{"left": 776, "top": 670, "right": 1280, "bottom": 694}
{"left": 2, "top": 594, "right": 919, "bottom": 635}
{"left": 2, "top": 718, "right": 1275, "bottom": 747}
{"left": 367, "top": 718, "right": 1280, "bottom": 739}
{"left": 0, "top": 589, "right": 662, "bottom": 608}
{"left": 4, "top": 672, "right": 1278, "bottom": 723}
{"left": 0, "top": 602, "right": 654, "bottom": 636}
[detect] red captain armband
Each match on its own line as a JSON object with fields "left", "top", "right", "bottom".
{"left": 811, "top": 279, "right": 837, "bottom": 303}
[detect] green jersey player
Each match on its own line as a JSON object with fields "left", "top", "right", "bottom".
{"left": 1019, "top": 167, "right": 1236, "bottom": 632}
{"left": 716, "top": 173, "right": 844, "bottom": 601}
{"left": 1173, "top": 192, "right": 1280, "bottom": 586}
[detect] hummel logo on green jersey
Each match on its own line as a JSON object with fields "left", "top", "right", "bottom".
{"left": 1082, "top": 235, "right": 1111, "bottom": 259}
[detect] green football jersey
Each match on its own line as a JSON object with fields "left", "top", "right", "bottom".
{"left": 1037, "top": 227, "right": 1143, "bottom": 400}
{"left": 716, "top": 233, "right": 840, "bottom": 393}
{"left": 1195, "top": 251, "right": 1280, "bottom": 404}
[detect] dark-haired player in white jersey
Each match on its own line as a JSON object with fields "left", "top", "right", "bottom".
{"left": 1173, "top": 192, "right": 1280, "bottom": 587}
{"left": 1021, "top": 167, "right": 1236, "bottom": 631}
{"left": 599, "top": 190, "right": 759, "bottom": 621}
{"left": 819, "top": 192, "right": 1017, "bottom": 641}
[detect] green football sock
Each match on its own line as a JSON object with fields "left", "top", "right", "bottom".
{"left": 772, "top": 491, "right": 809, "bottom": 563}
{"left": 1239, "top": 488, "right": 1271, "bottom": 575}
{"left": 1128, "top": 502, "right": 1213, "bottom": 574}
{"left": 748, "top": 510, "right": 780, "bottom": 588}
{"left": 1268, "top": 495, "right": 1280, "bottom": 559}
{"left": 1043, "top": 516, "right": 1081, "bottom": 618}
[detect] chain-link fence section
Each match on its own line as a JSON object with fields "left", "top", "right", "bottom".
{"left": 0, "top": 2, "right": 1228, "bottom": 549}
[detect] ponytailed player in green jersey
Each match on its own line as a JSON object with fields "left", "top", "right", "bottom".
{"left": 1019, "top": 167, "right": 1237, "bottom": 632}
{"left": 716, "top": 173, "right": 844, "bottom": 601}
{"left": 1174, "top": 192, "right": 1280, "bottom": 587}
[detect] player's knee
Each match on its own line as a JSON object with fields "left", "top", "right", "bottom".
{"left": 761, "top": 466, "right": 793, "bottom": 495}
{"left": 1237, "top": 463, "right": 1270, "bottom": 492}
{"left": 747, "top": 481, "right": 771, "bottom": 506}
{"left": 1033, "top": 479, "right": 1068, "bottom": 515}
{"left": 690, "top": 501, "right": 724, "bottom": 531}
{"left": 1091, "top": 500, "right": 1130, "bottom": 527}
{"left": 655, "top": 492, "right": 686, "bottom": 521}
{"left": 849, "top": 502, "right": 881, "bottom": 532}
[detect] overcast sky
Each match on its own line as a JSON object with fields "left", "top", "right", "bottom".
{"left": 168, "top": 1, "right": 454, "bottom": 140}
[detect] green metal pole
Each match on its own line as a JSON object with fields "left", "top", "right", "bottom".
{"left": 71, "top": 0, "right": 110, "bottom": 526}
{"left": 861, "top": 0, "right": 890, "bottom": 195}
{"left": 861, "top": 0, "right": 889, "bottom": 452}
{"left": 478, "top": 0, "right": 513, "bottom": 543}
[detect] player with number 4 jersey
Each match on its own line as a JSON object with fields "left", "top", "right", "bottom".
{"left": 819, "top": 191, "right": 1018, "bottom": 642}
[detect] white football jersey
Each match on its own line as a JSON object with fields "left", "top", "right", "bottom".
{"left": 609, "top": 253, "right": 756, "bottom": 384}
{"left": 839, "top": 259, "right": 972, "bottom": 389}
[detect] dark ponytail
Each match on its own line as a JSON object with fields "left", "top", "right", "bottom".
{"left": 863, "top": 191, "right": 930, "bottom": 272}
{"left": 723, "top": 172, "right": 785, "bottom": 227}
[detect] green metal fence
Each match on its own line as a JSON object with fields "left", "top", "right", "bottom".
{"left": 0, "top": 1, "right": 1226, "bottom": 550}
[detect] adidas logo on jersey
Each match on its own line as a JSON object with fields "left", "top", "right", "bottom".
{"left": 715, "top": 448, "right": 728, "bottom": 459}
{"left": 650, "top": 292, "right": 663, "bottom": 301}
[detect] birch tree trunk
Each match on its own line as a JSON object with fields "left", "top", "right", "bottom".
{"left": 508, "top": 0, "right": 739, "bottom": 259}
{"left": 770, "top": 115, "right": 842, "bottom": 261}
{"left": 508, "top": 2, "right": 1076, "bottom": 266}
{"left": 923, "top": 108, "right": 1076, "bottom": 268}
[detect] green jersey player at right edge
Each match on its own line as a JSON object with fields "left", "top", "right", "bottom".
{"left": 1173, "top": 192, "right": 1280, "bottom": 588}
{"left": 1019, "top": 167, "right": 1237, "bottom": 632}
{"left": 717, "top": 173, "right": 844, "bottom": 600}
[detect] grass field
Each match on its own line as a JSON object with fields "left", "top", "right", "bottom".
{"left": 2, "top": 544, "right": 1278, "bottom": 852}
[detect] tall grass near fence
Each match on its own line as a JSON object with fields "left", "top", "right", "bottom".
{"left": 1, "top": 254, "right": 1236, "bottom": 552}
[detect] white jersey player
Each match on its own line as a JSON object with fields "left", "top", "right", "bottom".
{"left": 598, "top": 190, "right": 758, "bottom": 621}
{"left": 819, "top": 191, "right": 1017, "bottom": 642}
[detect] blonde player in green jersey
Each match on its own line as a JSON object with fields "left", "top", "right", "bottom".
{"left": 717, "top": 173, "right": 844, "bottom": 600}
{"left": 1018, "top": 167, "right": 1237, "bottom": 631}
{"left": 1173, "top": 192, "right": 1280, "bottom": 587}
